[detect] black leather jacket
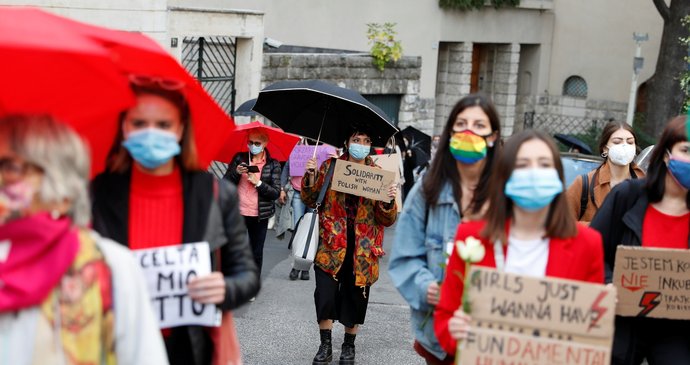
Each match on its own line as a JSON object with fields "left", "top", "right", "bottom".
{"left": 226, "top": 151, "right": 282, "bottom": 220}
{"left": 91, "top": 168, "right": 260, "bottom": 365}
{"left": 590, "top": 178, "right": 690, "bottom": 283}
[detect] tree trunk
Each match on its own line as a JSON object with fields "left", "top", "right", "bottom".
{"left": 644, "top": 0, "right": 690, "bottom": 138}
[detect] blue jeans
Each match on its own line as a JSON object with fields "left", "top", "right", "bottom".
{"left": 292, "top": 189, "right": 307, "bottom": 227}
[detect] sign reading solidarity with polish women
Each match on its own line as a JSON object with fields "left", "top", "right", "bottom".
{"left": 459, "top": 267, "right": 616, "bottom": 365}
{"left": 613, "top": 246, "right": 690, "bottom": 320}
{"left": 133, "top": 242, "right": 221, "bottom": 328}
{"left": 330, "top": 159, "right": 397, "bottom": 202}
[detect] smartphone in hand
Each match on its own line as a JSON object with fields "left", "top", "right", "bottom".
{"left": 247, "top": 165, "right": 260, "bottom": 173}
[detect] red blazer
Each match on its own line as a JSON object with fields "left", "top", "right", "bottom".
{"left": 433, "top": 220, "right": 604, "bottom": 356}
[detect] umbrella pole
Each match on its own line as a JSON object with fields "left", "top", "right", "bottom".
{"left": 312, "top": 103, "right": 329, "bottom": 159}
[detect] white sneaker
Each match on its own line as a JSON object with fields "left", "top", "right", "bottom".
{"left": 249, "top": 297, "right": 256, "bottom": 302}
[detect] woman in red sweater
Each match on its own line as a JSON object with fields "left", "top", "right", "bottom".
{"left": 433, "top": 130, "right": 604, "bottom": 358}
{"left": 91, "top": 78, "right": 260, "bottom": 365}
{"left": 590, "top": 116, "right": 690, "bottom": 365}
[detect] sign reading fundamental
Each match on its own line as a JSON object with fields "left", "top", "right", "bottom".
{"left": 330, "top": 159, "right": 396, "bottom": 202}
{"left": 612, "top": 246, "right": 690, "bottom": 320}
{"left": 459, "top": 267, "right": 615, "bottom": 365}
{"left": 289, "top": 145, "right": 336, "bottom": 176}
{"left": 133, "top": 242, "right": 220, "bottom": 329}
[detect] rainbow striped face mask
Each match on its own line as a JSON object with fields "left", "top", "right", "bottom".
{"left": 449, "top": 130, "right": 491, "bottom": 164}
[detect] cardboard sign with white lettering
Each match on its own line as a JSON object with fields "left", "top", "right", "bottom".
{"left": 459, "top": 267, "right": 615, "bottom": 365}
{"left": 612, "top": 246, "right": 690, "bottom": 319}
{"left": 133, "top": 242, "right": 221, "bottom": 329}
{"left": 369, "top": 153, "right": 402, "bottom": 210}
{"left": 330, "top": 159, "right": 397, "bottom": 202}
{"left": 289, "top": 145, "right": 337, "bottom": 176}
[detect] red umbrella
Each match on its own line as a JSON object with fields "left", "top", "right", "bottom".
{"left": 217, "top": 121, "right": 300, "bottom": 162}
{"left": 0, "top": 7, "right": 235, "bottom": 174}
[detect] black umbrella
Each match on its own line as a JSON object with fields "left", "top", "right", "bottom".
{"left": 252, "top": 80, "right": 398, "bottom": 147}
{"left": 400, "top": 126, "right": 431, "bottom": 167}
{"left": 234, "top": 98, "right": 258, "bottom": 117}
{"left": 554, "top": 133, "right": 594, "bottom": 155}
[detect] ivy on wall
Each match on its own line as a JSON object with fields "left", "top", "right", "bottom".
{"left": 438, "top": 0, "right": 520, "bottom": 11}
{"left": 367, "top": 23, "right": 403, "bottom": 72}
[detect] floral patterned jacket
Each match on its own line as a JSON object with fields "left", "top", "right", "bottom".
{"left": 301, "top": 155, "right": 398, "bottom": 287}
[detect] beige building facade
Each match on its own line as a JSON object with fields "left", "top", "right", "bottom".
{"left": 2, "top": 0, "right": 664, "bottom": 137}
{"left": 174, "top": 0, "right": 664, "bottom": 136}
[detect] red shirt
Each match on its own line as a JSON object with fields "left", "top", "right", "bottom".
{"left": 128, "top": 166, "right": 184, "bottom": 249}
{"left": 642, "top": 205, "right": 690, "bottom": 249}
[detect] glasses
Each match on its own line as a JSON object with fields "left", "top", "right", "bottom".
{"left": 247, "top": 140, "right": 263, "bottom": 147}
{"left": 129, "top": 74, "right": 186, "bottom": 91}
{"left": 0, "top": 157, "right": 41, "bottom": 177}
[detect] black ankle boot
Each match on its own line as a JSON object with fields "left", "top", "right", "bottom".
{"left": 339, "top": 333, "right": 356, "bottom": 364}
{"left": 312, "top": 329, "right": 332, "bottom": 365}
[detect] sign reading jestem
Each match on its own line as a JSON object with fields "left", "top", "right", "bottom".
{"left": 289, "top": 145, "right": 336, "bottom": 176}
{"left": 133, "top": 242, "right": 220, "bottom": 329}
{"left": 459, "top": 267, "right": 616, "bottom": 365}
{"left": 612, "top": 246, "right": 690, "bottom": 320}
{"left": 330, "top": 159, "right": 396, "bottom": 202}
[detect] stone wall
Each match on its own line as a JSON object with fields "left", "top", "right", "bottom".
{"left": 434, "top": 42, "right": 519, "bottom": 136}
{"left": 261, "top": 53, "right": 434, "bottom": 136}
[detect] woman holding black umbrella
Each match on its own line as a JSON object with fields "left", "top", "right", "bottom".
{"left": 302, "top": 125, "right": 398, "bottom": 365}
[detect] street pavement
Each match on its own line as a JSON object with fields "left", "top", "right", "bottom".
{"left": 233, "top": 223, "right": 426, "bottom": 365}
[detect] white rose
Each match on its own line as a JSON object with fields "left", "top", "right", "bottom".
{"left": 456, "top": 236, "right": 485, "bottom": 263}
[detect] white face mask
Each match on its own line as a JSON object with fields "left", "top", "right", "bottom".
{"left": 607, "top": 143, "right": 636, "bottom": 166}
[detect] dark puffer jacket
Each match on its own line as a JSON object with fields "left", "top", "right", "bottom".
{"left": 226, "top": 151, "right": 281, "bottom": 220}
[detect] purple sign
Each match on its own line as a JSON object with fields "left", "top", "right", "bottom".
{"left": 289, "top": 145, "right": 337, "bottom": 176}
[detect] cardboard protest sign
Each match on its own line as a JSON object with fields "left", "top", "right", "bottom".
{"left": 369, "top": 153, "right": 403, "bottom": 210}
{"left": 133, "top": 242, "right": 221, "bottom": 329}
{"left": 612, "top": 246, "right": 690, "bottom": 320}
{"left": 330, "top": 159, "right": 397, "bottom": 202}
{"left": 459, "top": 267, "right": 616, "bottom": 365}
{"left": 289, "top": 145, "right": 336, "bottom": 176}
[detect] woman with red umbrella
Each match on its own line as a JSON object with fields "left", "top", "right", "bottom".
{"left": 225, "top": 127, "right": 283, "bottom": 281}
{"left": 91, "top": 78, "right": 260, "bottom": 365}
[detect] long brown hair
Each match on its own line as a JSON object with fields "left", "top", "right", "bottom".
{"left": 422, "top": 93, "right": 501, "bottom": 214}
{"left": 598, "top": 120, "right": 637, "bottom": 157}
{"left": 645, "top": 115, "right": 690, "bottom": 208}
{"left": 105, "top": 84, "right": 200, "bottom": 173}
{"left": 481, "top": 130, "right": 577, "bottom": 243}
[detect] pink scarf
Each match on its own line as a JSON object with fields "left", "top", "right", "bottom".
{"left": 0, "top": 213, "right": 79, "bottom": 312}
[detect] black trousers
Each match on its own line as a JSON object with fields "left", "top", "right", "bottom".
{"left": 243, "top": 215, "right": 268, "bottom": 277}
{"left": 313, "top": 221, "right": 370, "bottom": 328}
{"left": 612, "top": 316, "right": 690, "bottom": 365}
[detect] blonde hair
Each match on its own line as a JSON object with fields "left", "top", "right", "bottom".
{"left": 0, "top": 115, "right": 91, "bottom": 227}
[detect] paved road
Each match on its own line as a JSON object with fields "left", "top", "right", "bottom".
{"left": 233, "top": 223, "right": 425, "bottom": 365}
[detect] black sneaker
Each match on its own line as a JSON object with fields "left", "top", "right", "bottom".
{"left": 301, "top": 270, "right": 310, "bottom": 280}
{"left": 289, "top": 268, "right": 299, "bottom": 281}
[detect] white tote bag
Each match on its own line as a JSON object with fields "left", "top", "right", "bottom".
{"left": 291, "top": 211, "right": 320, "bottom": 262}
{"left": 290, "top": 159, "right": 335, "bottom": 264}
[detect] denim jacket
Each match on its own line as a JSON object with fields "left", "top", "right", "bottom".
{"left": 388, "top": 178, "right": 460, "bottom": 360}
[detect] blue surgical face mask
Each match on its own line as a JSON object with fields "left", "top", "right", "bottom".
{"left": 348, "top": 143, "right": 370, "bottom": 160}
{"left": 668, "top": 155, "right": 690, "bottom": 190}
{"left": 249, "top": 144, "right": 264, "bottom": 155}
{"left": 122, "top": 128, "right": 181, "bottom": 169}
{"left": 505, "top": 168, "right": 564, "bottom": 211}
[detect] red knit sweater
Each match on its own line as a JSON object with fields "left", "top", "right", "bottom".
{"left": 128, "top": 166, "right": 184, "bottom": 250}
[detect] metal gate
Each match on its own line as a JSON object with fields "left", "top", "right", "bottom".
{"left": 181, "top": 36, "right": 237, "bottom": 116}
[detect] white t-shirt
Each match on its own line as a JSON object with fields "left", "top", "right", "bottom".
{"left": 503, "top": 236, "right": 550, "bottom": 277}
